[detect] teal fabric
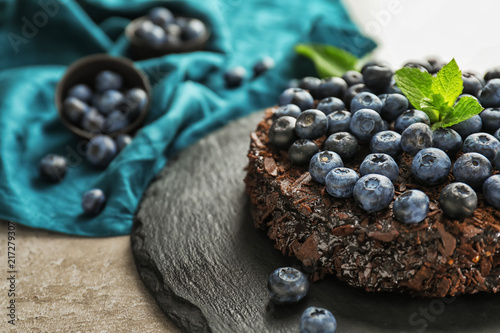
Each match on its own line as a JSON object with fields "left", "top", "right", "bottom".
{"left": 0, "top": 0, "right": 375, "bottom": 236}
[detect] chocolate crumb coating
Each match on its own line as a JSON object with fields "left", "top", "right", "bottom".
{"left": 244, "top": 108, "right": 500, "bottom": 297}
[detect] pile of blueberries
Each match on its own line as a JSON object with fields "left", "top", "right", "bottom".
{"left": 135, "top": 7, "right": 207, "bottom": 48}
{"left": 40, "top": 70, "right": 145, "bottom": 216}
{"left": 63, "top": 70, "right": 148, "bottom": 135}
{"left": 267, "top": 267, "right": 337, "bottom": 332}
{"left": 269, "top": 59, "right": 500, "bottom": 224}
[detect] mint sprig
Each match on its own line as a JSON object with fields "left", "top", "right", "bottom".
{"left": 394, "top": 59, "right": 483, "bottom": 129}
{"left": 295, "top": 44, "right": 360, "bottom": 78}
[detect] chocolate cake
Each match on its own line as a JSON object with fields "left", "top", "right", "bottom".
{"left": 244, "top": 108, "right": 500, "bottom": 298}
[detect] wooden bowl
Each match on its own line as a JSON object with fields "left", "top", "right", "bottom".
{"left": 55, "top": 54, "right": 151, "bottom": 140}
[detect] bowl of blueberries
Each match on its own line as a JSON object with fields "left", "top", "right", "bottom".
{"left": 125, "top": 7, "right": 210, "bottom": 60}
{"left": 56, "top": 54, "right": 151, "bottom": 140}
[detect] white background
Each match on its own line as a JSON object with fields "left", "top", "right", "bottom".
{"left": 343, "top": 0, "right": 499, "bottom": 73}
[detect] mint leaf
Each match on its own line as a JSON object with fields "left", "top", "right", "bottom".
{"left": 394, "top": 67, "right": 434, "bottom": 110}
{"left": 295, "top": 44, "right": 359, "bottom": 78}
{"left": 431, "top": 58, "right": 463, "bottom": 107}
{"left": 437, "top": 96, "right": 483, "bottom": 128}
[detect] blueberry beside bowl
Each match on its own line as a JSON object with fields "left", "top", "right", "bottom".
{"left": 56, "top": 54, "right": 151, "bottom": 140}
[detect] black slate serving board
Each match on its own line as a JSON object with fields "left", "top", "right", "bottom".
{"left": 131, "top": 111, "right": 500, "bottom": 333}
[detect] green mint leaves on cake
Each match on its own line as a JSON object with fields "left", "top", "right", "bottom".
{"left": 295, "top": 44, "right": 359, "bottom": 78}
{"left": 394, "top": 58, "right": 483, "bottom": 130}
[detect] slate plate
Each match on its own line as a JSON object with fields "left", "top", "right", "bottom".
{"left": 131, "top": 111, "right": 500, "bottom": 333}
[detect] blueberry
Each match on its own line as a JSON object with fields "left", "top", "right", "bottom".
{"left": 393, "top": 190, "right": 429, "bottom": 224}
{"left": 403, "top": 60, "right": 432, "bottom": 73}
{"left": 269, "top": 116, "right": 298, "bottom": 149}
{"left": 317, "top": 77, "right": 348, "bottom": 100}
{"left": 39, "top": 154, "right": 67, "bottom": 182}
{"left": 349, "top": 108, "right": 384, "bottom": 142}
{"left": 361, "top": 61, "right": 390, "bottom": 74}
{"left": 343, "top": 83, "right": 371, "bottom": 109}
{"left": 324, "top": 132, "right": 358, "bottom": 160}
{"left": 484, "top": 67, "right": 500, "bottom": 82}
{"left": 495, "top": 128, "right": 500, "bottom": 142}
{"left": 394, "top": 109, "right": 431, "bottom": 133}
{"left": 81, "top": 108, "right": 105, "bottom": 134}
{"left": 86, "top": 135, "right": 117, "bottom": 168}
{"left": 462, "top": 73, "right": 483, "bottom": 97}
{"left": 432, "top": 127, "right": 462, "bottom": 156}
{"left": 325, "top": 167, "right": 359, "bottom": 198}
{"left": 439, "top": 182, "right": 477, "bottom": 219}
{"left": 360, "top": 153, "right": 399, "bottom": 181}
{"left": 479, "top": 78, "right": 500, "bottom": 107}
{"left": 253, "top": 56, "right": 274, "bottom": 76}
{"left": 386, "top": 76, "right": 403, "bottom": 95}
{"left": 353, "top": 174, "right": 394, "bottom": 212}
{"left": 148, "top": 7, "right": 174, "bottom": 26}
{"left": 164, "top": 23, "right": 182, "bottom": 38}
{"left": 479, "top": 108, "right": 500, "bottom": 133}
{"left": 451, "top": 115, "right": 482, "bottom": 139}
{"left": 453, "top": 152, "right": 492, "bottom": 189}
{"left": 175, "top": 17, "right": 188, "bottom": 29}
{"left": 379, "top": 93, "right": 409, "bottom": 121}
{"left": 95, "top": 70, "right": 123, "bottom": 93}
{"left": 427, "top": 57, "right": 445, "bottom": 74}
{"left": 483, "top": 175, "right": 500, "bottom": 208}
{"left": 326, "top": 111, "right": 351, "bottom": 135}
{"left": 381, "top": 120, "right": 390, "bottom": 131}
{"left": 94, "top": 90, "right": 124, "bottom": 115}
{"left": 317, "top": 97, "right": 346, "bottom": 115}
{"left": 82, "top": 189, "right": 106, "bottom": 216}
{"left": 103, "top": 110, "right": 129, "bottom": 133}
{"left": 288, "top": 139, "right": 319, "bottom": 166}
{"left": 462, "top": 133, "right": 500, "bottom": 162}
{"left": 298, "top": 77, "right": 321, "bottom": 98}
{"left": 300, "top": 307, "right": 337, "bottom": 333}
{"left": 342, "top": 70, "right": 364, "bottom": 86}
{"left": 309, "top": 151, "right": 343, "bottom": 184}
{"left": 295, "top": 110, "right": 329, "bottom": 140}
{"left": 121, "top": 88, "right": 148, "bottom": 120}
{"left": 370, "top": 130, "right": 401, "bottom": 157}
{"left": 350, "top": 92, "right": 383, "bottom": 114}
{"left": 278, "top": 88, "right": 314, "bottom": 111}
{"left": 411, "top": 148, "right": 451, "bottom": 185}
{"left": 267, "top": 267, "right": 309, "bottom": 304}
{"left": 137, "top": 21, "right": 166, "bottom": 47}
{"left": 362, "top": 64, "right": 394, "bottom": 94}
{"left": 63, "top": 97, "right": 89, "bottom": 123}
{"left": 495, "top": 150, "right": 500, "bottom": 170}
{"left": 224, "top": 66, "right": 246, "bottom": 88}
{"left": 115, "top": 134, "right": 132, "bottom": 152}
{"left": 181, "top": 18, "right": 206, "bottom": 41}
{"left": 272, "top": 104, "right": 302, "bottom": 120}
{"left": 67, "top": 84, "right": 92, "bottom": 103}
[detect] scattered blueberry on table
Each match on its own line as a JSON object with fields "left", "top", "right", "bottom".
{"left": 253, "top": 56, "right": 275, "bottom": 76}
{"left": 267, "top": 267, "right": 309, "bottom": 304}
{"left": 81, "top": 188, "right": 107, "bottom": 216}
{"left": 39, "top": 154, "right": 67, "bottom": 183}
{"left": 224, "top": 66, "right": 247, "bottom": 88}
{"left": 300, "top": 307, "right": 337, "bottom": 333}
{"left": 86, "top": 135, "right": 118, "bottom": 168}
